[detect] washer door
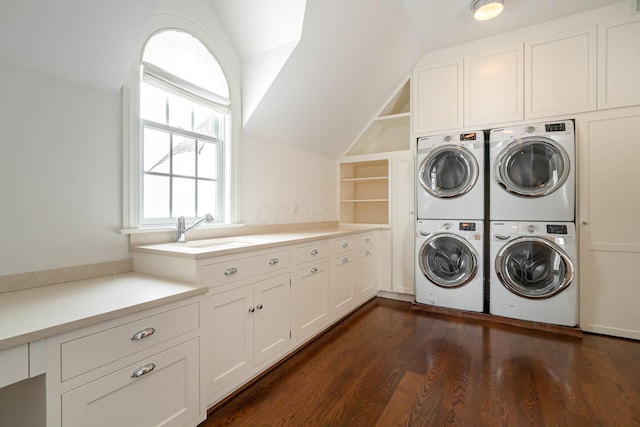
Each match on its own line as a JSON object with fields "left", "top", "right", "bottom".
{"left": 495, "top": 136, "right": 569, "bottom": 197}
{"left": 419, "top": 145, "right": 479, "bottom": 199}
{"left": 418, "top": 233, "right": 478, "bottom": 288}
{"left": 495, "top": 236, "right": 574, "bottom": 299}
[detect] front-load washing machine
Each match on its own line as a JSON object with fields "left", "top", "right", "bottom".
{"left": 489, "top": 120, "right": 575, "bottom": 221}
{"left": 416, "top": 219, "right": 484, "bottom": 312}
{"left": 417, "top": 131, "right": 485, "bottom": 220}
{"left": 489, "top": 221, "right": 578, "bottom": 327}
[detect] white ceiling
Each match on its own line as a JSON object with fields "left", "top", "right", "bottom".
{"left": 0, "top": 0, "right": 625, "bottom": 158}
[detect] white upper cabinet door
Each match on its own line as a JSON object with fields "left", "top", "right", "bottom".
{"left": 464, "top": 44, "right": 524, "bottom": 127}
{"left": 598, "top": 15, "right": 640, "bottom": 110}
{"left": 412, "top": 58, "right": 463, "bottom": 133}
{"left": 525, "top": 27, "right": 596, "bottom": 119}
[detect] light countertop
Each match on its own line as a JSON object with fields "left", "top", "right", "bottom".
{"left": 0, "top": 273, "right": 207, "bottom": 351}
{"left": 129, "top": 227, "right": 380, "bottom": 259}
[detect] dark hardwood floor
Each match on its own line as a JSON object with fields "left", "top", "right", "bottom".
{"left": 200, "top": 297, "right": 640, "bottom": 426}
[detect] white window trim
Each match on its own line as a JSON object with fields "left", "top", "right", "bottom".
{"left": 122, "top": 14, "right": 241, "bottom": 232}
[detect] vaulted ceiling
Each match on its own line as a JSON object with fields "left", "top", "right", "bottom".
{"left": 0, "top": 0, "right": 623, "bottom": 158}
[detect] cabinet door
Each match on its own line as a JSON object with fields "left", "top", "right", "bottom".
{"left": 206, "top": 284, "right": 253, "bottom": 399}
{"left": 577, "top": 111, "right": 640, "bottom": 340}
{"left": 598, "top": 15, "right": 640, "bottom": 110}
{"left": 254, "top": 274, "right": 291, "bottom": 366}
{"left": 391, "top": 155, "right": 415, "bottom": 295}
{"left": 525, "top": 27, "right": 596, "bottom": 119}
{"left": 412, "top": 58, "right": 463, "bottom": 133}
{"left": 329, "top": 254, "right": 356, "bottom": 318}
{"left": 355, "top": 247, "right": 377, "bottom": 302}
{"left": 291, "top": 261, "right": 330, "bottom": 343}
{"left": 464, "top": 44, "right": 523, "bottom": 127}
{"left": 62, "top": 338, "right": 200, "bottom": 427}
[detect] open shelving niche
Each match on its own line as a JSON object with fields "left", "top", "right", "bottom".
{"left": 339, "top": 77, "right": 410, "bottom": 226}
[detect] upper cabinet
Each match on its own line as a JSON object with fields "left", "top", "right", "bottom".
{"left": 464, "top": 44, "right": 523, "bottom": 127}
{"left": 525, "top": 27, "right": 597, "bottom": 119}
{"left": 598, "top": 14, "right": 640, "bottom": 110}
{"left": 412, "top": 59, "right": 463, "bottom": 133}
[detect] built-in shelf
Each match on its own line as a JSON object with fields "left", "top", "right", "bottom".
{"left": 340, "top": 159, "right": 389, "bottom": 225}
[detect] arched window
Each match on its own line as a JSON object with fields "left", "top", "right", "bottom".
{"left": 138, "top": 29, "right": 231, "bottom": 226}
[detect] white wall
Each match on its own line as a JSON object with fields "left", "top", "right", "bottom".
{"left": 241, "top": 133, "right": 337, "bottom": 225}
{"left": 0, "top": 61, "right": 128, "bottom": 276}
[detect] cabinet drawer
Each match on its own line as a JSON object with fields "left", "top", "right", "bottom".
{"left": 203, "top": 250, "right": 290, "bottom": 287}
{"left": 60, "top": 303, "right": 199, "bottom": 382}
{"left": 331, "top": 237, "right": 357, "bottom": 254}
{"left": 62, "top": 337, "right": 200, "bottom": 427}
{"left": 358, "top": 233, "right": 375, "bottom": 249}
{"left": 296, "top": 241, "right": 329, "bottom": 264}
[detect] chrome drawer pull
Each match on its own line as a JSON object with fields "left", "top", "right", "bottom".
{"left": 269, "top": 258, "right": 279, "bottom": 265}
{"left": 257, "top": 304, "right": 263, "bottom": 310}
{"left": 311, "top": 249, "right": 318, "bottom": 256}
{"left": 224, "top": 267, "right": 238, "bottom": 276}
{"left": 343, "top": 257, "right": 349, "bottom": 263}
{"left": 131, "top": 327, "right": 155, "bottom": 341}
{"left": 365, "top": 238, "right": 370, "bottom": 243}
{"left": 249, "top": 307, "right": 256, "bottom": 313}
{"left": 364, "top": 250, "right": 370, "bottom": 256}
{"left": 310, "top": 267, "right": 318, "bottom": 274}
{"left": 131, "top": 363, "right": 156, "bottom": 378}
{"left": 342, "top": 243, "right": 349, "bottom": 248}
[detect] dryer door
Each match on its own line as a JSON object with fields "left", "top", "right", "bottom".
{"left": 495, "top": 136, "right": 569, "bottom": 197}
{"left": 418, "top": 145, "right": 479, "bottom": 199}
{"left": 495, "top": 236, "right": 574, "bottom": 299}
{"left": 418, "top": 233, "right": 478, "bottom": 288}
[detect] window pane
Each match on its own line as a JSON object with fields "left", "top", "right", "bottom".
{"left": 193, "top": 104, "right": 214, "bottom": 136}
{"left": 198, "top": 140, "right": 218, "bottom": 179}
{"left": 143, "top": 30, "right": 229, "bottom": 99}
{"left": 173, "top": 136, "right": 196, "bottom": 177}
{"left": 173, "top": 177, "right": 195, "bottom": 217}
{"left": 143, "top": 128, "right": 171, "bottom": 174}
{"left": 168, "top": 93, "right": 192, "bottom": 130}
{"left": 198, "top": 180, "right": 217, "bottom": 217}
{"left": 144, "top": 174, "right": 170, "bottom": 218}
{"left": 140, "top": 82, "right": 166, "bottom": 124}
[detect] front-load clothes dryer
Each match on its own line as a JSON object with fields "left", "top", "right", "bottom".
{"left": 417, "top": 131, "right": 485, "bottom": 220}
{"left": 416, "top": 219, "right": 484, "bottom": 312}
{"left": 489, "top": 221, "right": 578, "bottom": 327}
{"left": 489, "top": 120, "right": 575, "bottom": 221}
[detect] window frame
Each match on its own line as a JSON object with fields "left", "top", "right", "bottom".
{"left": 122, "top": 17, "right": 241, "bottom": 231}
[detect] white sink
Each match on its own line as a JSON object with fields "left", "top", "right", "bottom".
{"left": 171, "top": 236, "right": 269, "bottom": 251}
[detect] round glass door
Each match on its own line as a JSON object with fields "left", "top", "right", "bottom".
{"left": 495, "top": 136, "right": 569, "bottom": 197}
{"left": 418, "top": 233, "right": 478, "bottom": 288}
{"left": 419, "top": 145, "right": 479, "bottom": 198}
{"left": 495, "top": 237, "right": 574, "bottom": 299}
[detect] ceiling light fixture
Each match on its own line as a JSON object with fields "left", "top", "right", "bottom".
{"left": 471, "top": 0, "right": 504, "bottom": 21}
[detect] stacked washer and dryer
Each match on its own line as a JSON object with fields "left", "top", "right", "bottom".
{"left": 488, "top": 121, "right": 578, "bottom": 327}
{"left": 415, "top": 120, "right": 579, "bottom": 327}
{"left": 415, "top": 131, "right": 485, "bottom": 313}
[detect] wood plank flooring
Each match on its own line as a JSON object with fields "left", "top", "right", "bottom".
{"left": 200, "top": 297, "right": 640, "bottom": 426}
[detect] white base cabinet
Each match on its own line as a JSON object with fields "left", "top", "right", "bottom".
{"left": 205, "top": 272, "right": 291, "bottom": 404}
{"left": 329, "top": 237, "right": 357, "bottom": 319}
{"left": 46, "top": 298, "right": 205, "bottom": 427}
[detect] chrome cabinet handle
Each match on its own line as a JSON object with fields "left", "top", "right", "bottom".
{"left": 310, "top": 267, "right": 318, "bottom": 274}
{"left": 365, "top": 238, "right": 370, "bottom": 243}
{"left": 257, "top": 304, "right": 263, "bottom": 310}
{"left": 342, "top": 242, "right": 349, "bottom": 248}
{"left": 342, "top": 257, "right": 349, "bottom": 263}
{"left": 269, "top": 258, "right": 279, "bottom": 265}
{"left": 249, "top": 307, "right": 255, "bottom": 313}
{"left": 311, "top": 249, "right": 318, "bottom": 256}
{"left": 364, "top": 250, "right": 370, "bottom": 256}
{"left": 131, "top": 327, "right": 155, "bottom": 341}
{"left": 131, "top": 363, "right": 156, "bottom": 378}
{"left": 224, "top": 267, "right": 238, "bottom": 276}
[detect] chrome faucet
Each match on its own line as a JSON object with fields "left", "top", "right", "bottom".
{"left": 176, "top": 213, "right": 214, "bottom": 243}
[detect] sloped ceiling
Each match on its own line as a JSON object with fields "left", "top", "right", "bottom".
{"left": 0, "top": 0, "right": 158, "bottom": 93}
{"left": 0, "top": 0, "right": 624, "bottom": 158}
